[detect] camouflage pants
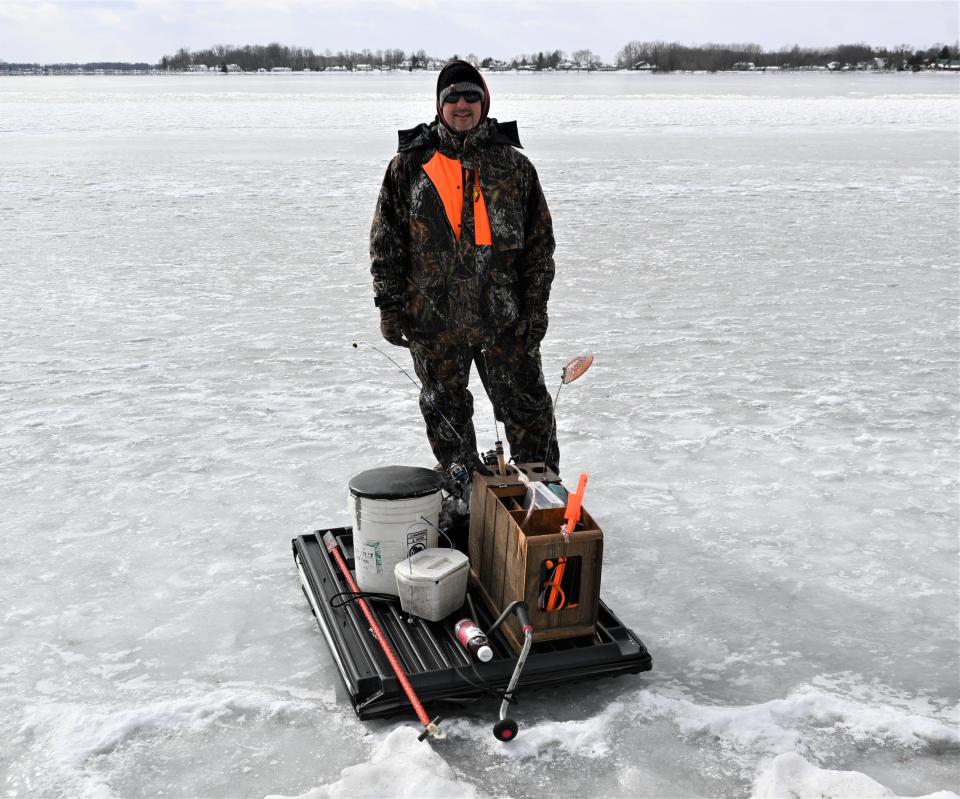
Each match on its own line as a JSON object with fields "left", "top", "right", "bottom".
{"left": 408, "top": 329, "right": 559, "bottom": 474}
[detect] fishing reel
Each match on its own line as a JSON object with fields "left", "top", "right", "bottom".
{"left": 435, "top": 461, "right": 471, "bottom": 498}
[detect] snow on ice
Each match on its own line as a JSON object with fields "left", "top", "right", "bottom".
{"left": 1, "top": 72, "right": 958, "bottom": 797}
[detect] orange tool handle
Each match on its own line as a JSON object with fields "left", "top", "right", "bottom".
{"left": 563, "top": 473, "right": 589, "bottom": 533}
{"left": 546, "top": 557, "right": 567, "bottom": 611}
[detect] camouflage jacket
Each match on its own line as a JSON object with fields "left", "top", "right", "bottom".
{"left": 370, "top": 117, "right": 555, "bottom": 335}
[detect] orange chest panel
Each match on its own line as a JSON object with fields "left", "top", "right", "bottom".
{"left": 421, "top": 151, "right": 493, "bottom": 246}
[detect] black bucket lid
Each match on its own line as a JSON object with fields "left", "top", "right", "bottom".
{"left": 348, "top": 466, "right": 442, "bottom": 500}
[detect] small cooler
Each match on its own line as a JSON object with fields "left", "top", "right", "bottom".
{"left": 394, "top": 548, "right": 469, "bottom": 622}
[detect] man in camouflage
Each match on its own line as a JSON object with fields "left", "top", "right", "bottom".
{"left": 370, "top": 60, "right": 558, "bottom": 475}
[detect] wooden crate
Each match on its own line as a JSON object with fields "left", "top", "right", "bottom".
{"left": 468, "top": 470, "right": 603, "bottom": 653}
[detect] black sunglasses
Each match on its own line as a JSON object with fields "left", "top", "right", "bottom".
{"left": 442, "top": 90, "right": 482, "bottom": 104}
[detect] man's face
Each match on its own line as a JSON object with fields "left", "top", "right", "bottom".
{"left": 441, "top": 91, "right": 482, "bottom": 132}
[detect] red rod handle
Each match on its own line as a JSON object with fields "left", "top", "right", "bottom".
{"left": 323, "top": 533, "right": 435, "bottom": 733}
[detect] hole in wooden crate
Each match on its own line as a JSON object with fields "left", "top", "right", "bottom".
{"left": 538, "top": 555, "right": 582, "bottom": 611}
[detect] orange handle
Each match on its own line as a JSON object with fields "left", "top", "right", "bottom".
{"left": 563, "top": 473, "right": 588, "bottom": 534}
{"left": 546, "top": 557, "right": 567, "bottom": 611}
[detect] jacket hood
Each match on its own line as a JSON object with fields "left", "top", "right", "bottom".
{"left": 396, "top": 118, "right": 522, "bottom": 153}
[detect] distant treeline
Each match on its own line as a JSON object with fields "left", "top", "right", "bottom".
{"left": 161, "top": 43, "right": 424, "bottom": 71}
{"left": 160, "top": 43, "right": 577, "bottom": 71}
{"left": 0, "top": 61, "right": 152, "bottom": 72}
{"left": 614, "top": 40, "right": 958, "bottom": 70}
{"left": 3, "top": 38, "right": 958, "bottom": 75}
{"left": 162, "top": 39, "right": 960, "bottom": 72}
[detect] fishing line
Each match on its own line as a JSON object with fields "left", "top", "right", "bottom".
{"left": 538, "top": 354, "right": 594, "bottom": 468}
{"left": 353, "top": 340, "right": 465, "bottom": 445}
{"left": 353, "top": 340, "right": 423, "bottom": 392}
{"left": 403, "top": 518, "right": 456, "bottom": 574}
{"left": 479, "top": 345, "right": 507, "bottom": 476}
{"left": 552, "top": 381, "right": 564, "bottom": 414}
{"left": 414, "top": 515, "right": 455, "bottom": 548}
{"left": 479, "top": 346, "right": 502, "bottom": 444}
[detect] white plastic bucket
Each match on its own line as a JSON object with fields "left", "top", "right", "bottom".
{"left": 348, "top": 466, "right": 443, "bottom": 596}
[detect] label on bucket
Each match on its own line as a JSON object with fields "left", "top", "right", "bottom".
{"left": 405, "top": 527, "right": 428, "bottom": 557}
{"left": 358, "top": 540, "right": 383, "bottom": 574}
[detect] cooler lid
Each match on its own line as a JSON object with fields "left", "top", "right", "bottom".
{"left": 348, "top": 466, "right": 442, "bottom": 500}
{"left": 399, "top": 548, "right": 469, "bottom": 583}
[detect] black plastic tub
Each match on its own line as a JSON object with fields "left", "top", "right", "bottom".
{"left": 293, "top": 528, "right": 652, "bottom": 720}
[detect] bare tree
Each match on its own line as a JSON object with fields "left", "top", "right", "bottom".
{"left": 571, "top": 48, "right": 594, "bottom": 70}
{"left": 171, "top": 47, "right": 192, "bottom": 70}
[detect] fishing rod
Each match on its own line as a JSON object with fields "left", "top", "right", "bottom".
{"left": 479, "top": 347, "right": 507, "bottom": 477}
{"left": 539, "top": 353, "right": 594, "bottom": 469}
{"left": 352, "top": 340, "right": 465, "bottom": 447}
{"left": 555, "top": 355, "right": 593, "bottom": 414}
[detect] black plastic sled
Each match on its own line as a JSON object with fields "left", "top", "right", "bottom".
{"left": 293, "top": 528, "right": 652, "bottom": 720}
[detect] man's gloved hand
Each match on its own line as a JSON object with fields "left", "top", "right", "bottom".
{"left": 528, "top": 315, "right": 548, "bottom": 347}
{"left": 379, "top": 308, "right": 410, "bottom": 348}
{"left": 516, "top": 315, "right": 548, "bottom": 350}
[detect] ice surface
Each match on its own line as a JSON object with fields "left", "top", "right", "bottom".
{"left": 1, "top": 72, "right": 958, "bottom": 797}
{"left": 264, "top": 727, "right": 477, "bottom": 799}
{"left": 752, "top": 752, "right": 958, "bottom": 799}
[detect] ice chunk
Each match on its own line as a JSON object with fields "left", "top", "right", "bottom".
{"left": 266, "top": 726, "right": 477, "bottom": 799}
{"left": 752, "top": 752, "right": 959, "bottom": 799}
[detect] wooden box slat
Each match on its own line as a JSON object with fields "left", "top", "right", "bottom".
{"left": 469, "top": 469, "right": 603, "bottom": 653}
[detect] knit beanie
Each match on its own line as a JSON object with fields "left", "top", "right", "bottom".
{"left": 436, "top": 60, "right": 490, "bottom": 128}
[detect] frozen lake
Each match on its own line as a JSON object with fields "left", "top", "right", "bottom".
{"left": 1, "top": 71, "right": 958, "bottom": 798}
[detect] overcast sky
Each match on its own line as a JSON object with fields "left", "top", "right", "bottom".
{"left": 0, "top": 0, "right": 956, "bottom": 64}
